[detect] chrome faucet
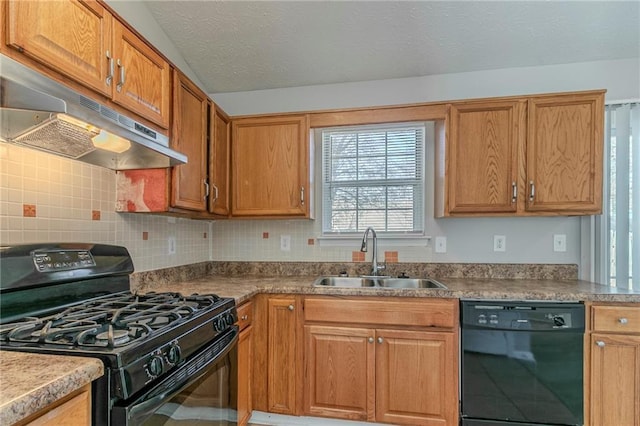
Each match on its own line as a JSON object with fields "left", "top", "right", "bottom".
{"left": 360, "top": 227, "right": 385, "bottom": 276}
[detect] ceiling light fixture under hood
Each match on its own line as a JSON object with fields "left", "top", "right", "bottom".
{"left": 0, "top": 55, "right": 187, "bottom": 170}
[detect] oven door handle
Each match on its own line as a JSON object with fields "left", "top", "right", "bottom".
{"left": 118, "top": 327, "right": 238, "bottom": 425}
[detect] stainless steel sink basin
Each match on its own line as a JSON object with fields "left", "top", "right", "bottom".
{"left": 313, "top": 276, "right": 447, "bottom": 289}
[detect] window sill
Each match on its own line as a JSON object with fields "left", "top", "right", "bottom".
{"left": 317, "top": 234, "right": 431, "bottom": 248}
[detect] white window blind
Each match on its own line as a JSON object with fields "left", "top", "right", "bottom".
{"left": 321, "top": 123, "right": 425, "bottom": 235}
{"left": 597, "top": 102, "right": 640, "bottom": 290}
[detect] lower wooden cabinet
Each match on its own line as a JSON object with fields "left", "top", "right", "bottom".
{"left": 588, "top": 303, "right": 640, "bottom": 426}
{"left": 252, "top": 295, "right": 303, "bottom": 416}
{"left": 17, "top": 384, "right": 91, "bottom": 426}
{"left": 236, "top": 301, "right": 253, "bottom": 426}
{"left": 303, "top": 297, "right": 459, "bottom": 425}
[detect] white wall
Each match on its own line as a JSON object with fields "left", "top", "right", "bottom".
{"left": 212, "top": 58, "right": 639, "bottom": 116}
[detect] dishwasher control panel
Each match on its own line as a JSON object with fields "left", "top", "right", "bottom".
{"left": 461, "top": 301, "right": 585, "bottom": 331}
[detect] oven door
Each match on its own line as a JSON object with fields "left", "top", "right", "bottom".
{"left": 113, "top": 326, "right": 239, "bottom": 426}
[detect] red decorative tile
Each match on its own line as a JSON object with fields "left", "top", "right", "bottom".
{"left": 23, "top": 204, "right": 36, "bottom": 217}
{"left": 92, "top": 210, "right": 101, "bottom": 220}
{"left": 262, "top": 232, "right": 269, "bottom": 239}
{"left": 385, "top": 251, "right": 398, "bottom": 263}
{"left": 352, "top": 251, "right": 365, "bottom": 262}
{"left": 307, "top": 238, "right": 315, "bottom": 246}
{"left": 142, "top": 232, "right": 149, "bottom": 241}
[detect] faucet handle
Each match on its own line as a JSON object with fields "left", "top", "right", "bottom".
{"left": 376, "top": 263, "right": 386, "bottom": 273}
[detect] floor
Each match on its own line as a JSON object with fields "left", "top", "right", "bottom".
{"left": 249, "top": 412, "right": 389, "bottom": 426}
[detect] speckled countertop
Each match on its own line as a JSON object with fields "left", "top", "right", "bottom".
{"left": 131, "top": 274, "right": 640, "bottom": 304}
{"left": 0, "top": 351, "right": 103, "bottom": 425}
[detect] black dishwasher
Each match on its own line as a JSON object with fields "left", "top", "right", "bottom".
{"left": 460, "top": 301, "right": 585, "bottom": 426}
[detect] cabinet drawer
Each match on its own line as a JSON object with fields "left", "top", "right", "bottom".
{"left": 592, "top": 305, "right": 640, "bottom": 333}
{"left": 304, "top": 297, "right": 457, "bottom": 329}
{"left": 237, "top": 301, "right": 253, "bottom": 331}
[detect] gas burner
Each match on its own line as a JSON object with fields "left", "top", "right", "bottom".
{"left": 96, "top": 329, "right": 130, "bottom": 345}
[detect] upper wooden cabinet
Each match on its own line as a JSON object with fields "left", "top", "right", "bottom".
{"left": 4, "top": 0, "right": 170, "bottom": 129}
{"left": 445, "top": 100, "right": 525, "bottom": 214}
{"left": 437, "top": 90, "right": 605, "bottom": 217}
{"left": 171, "top": 70, "right": 208, "bottom": 211}
{"left": 110, "top": 21, "right": 171, "bottom": 128}
{"left": 231, "top": 114, "right": 311, "bottom": 217}
{"left": 5, "top": 0, "right": 112, "bottom": 96}
{"left": 209, "top": 105, "right": 231, "bottom": 216}
{"left": 526, "top": 92, "right": 604, "bottom": 213}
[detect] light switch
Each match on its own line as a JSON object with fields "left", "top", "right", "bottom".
{"left": 435, "top": 236, "right": 447, "bottom": 253}
{"left": 280, "top": 235, "right": 291, "bottom": 251}
{"left": 553, "top": 234, "right": 567, "bottom": 252}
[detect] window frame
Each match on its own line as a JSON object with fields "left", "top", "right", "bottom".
{"left": 319, "top": 122, "right": 427, "bottom": 239}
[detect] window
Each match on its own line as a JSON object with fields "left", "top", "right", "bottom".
{"left": 597, "top": 102, "right": 639, "bottom": 290}
{"left": 321, "top": 123, "right": 425, "bottom": 236}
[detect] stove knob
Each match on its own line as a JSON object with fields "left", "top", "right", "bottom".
{"left": 167, "top": 344, "right": 182, "bottom": 365}
{"left": 148, "top": 355, "right": 164, "bottom": 377}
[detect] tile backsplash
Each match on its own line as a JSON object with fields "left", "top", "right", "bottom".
{"left": 0, "top": 143, "right": 211, "bottom": 271}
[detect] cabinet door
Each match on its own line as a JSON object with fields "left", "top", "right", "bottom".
{"left": 304, "top": 325, "right": 375, "bottom": 421}
{"left": 590, "top": 333, "right": 640, "bottom": 426}
{"left": 231, "top": 115, "right": 310, "bottom": 217}
{"left": 112, "top": 22, "right": 170, "bottom": 129}
{"left": 527, "top": 92, "right": 604, "bottom": 213}
{"left": 170, "top": 71, "right": 208, "bottom": 211}
{"left": 267, "top": 297, "right": 299, "bottom": 414}
{"left": 6, "top": 0, "right": 112, "bottom": 96}
{"left": 237, "top": 325, "right": 252, "bottom": 426}
{"left": 209, "top": 104, "right": 231, "bottom": 216}
{"left": 447, "top": 100, "right": 524, "bottom": 214}
{"left": 376, "top": 329, "right": 458, "bottom": 426}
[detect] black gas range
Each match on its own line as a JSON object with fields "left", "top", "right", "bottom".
{"left": 0, "top": 243, "right": 239, "bottom": 425}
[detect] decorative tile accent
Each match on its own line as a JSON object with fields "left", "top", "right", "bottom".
{"left": 142, "top": 232, "right": 149, "bottom": 241}
{"left": 92, "top": 210, "right": 101, "bottom": 220}
{"left": 307, "top": 238, "right": 315, "bottom": 245}
{"left": 23, "top": 204, "right": 36, "bottom": 217}
{"left": 203, "top": 232, "right": 207, "bottom": 239}
{"left": 352, "top": 251, "right": 365, "bottom": 262}
{"left": 385, "top": 251, "right": 398, "bottom": 263}
{"left": 262, "top": 232, "right": 269, "bottom": 239}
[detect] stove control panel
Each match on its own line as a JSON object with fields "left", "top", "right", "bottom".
{"left": 32, "top": 249, "right": 96, "bottom": 272}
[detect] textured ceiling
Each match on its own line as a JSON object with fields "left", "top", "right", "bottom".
{"left": 143, "top": 1, "right": 640, "bottom": 94}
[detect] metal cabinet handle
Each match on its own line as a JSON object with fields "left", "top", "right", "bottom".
{"left": 368, "top": 337, "right": 374, "bottom": 343}
{"left": 377, "top": 337, "right": 383, "bottom": 344}
{"left": 596, "top": 340, "right": 605, "bottom": 347}
{"left": 288, "top": 304, "right": 294, "bottom": 311}
{"left": 116, "top": 59, "right": 126, "bottom": 92}
{"left": 106, "top": 50, "right": 114, "bottom": 86}
{"left": 212, "top": 184, "right": 219, "bottom": 203}
{"left": 204, "top": 180, "right": 210, "bottom": 200}
{"left": 241, "top": 315, "right": 248, "bottom": 321}
{"left": 618, "top": 317, "right": 629, "bottom": 324}
{"left": 529, "top": 181, "right": 535, "bottom": 201}
{"left": 511, "top": 182, "right": 517, "bottom": 203}
{"left": 300, "top": 187, "right": 305, "bottom": 206}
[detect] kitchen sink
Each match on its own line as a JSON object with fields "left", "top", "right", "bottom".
{"left": 313, "top": 276, "right": 447, "bottom": 289}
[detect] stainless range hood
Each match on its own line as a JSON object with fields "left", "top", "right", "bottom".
{"left": 0, "top": 55, "right": 187, "bottom": 170}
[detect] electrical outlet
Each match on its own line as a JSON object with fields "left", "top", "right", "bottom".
{"left": 168, "top": 236, "right": 176, "bottom": 255}
{"left": 493, "top": 235, "right": 506, "bottom": 252}
{"left": 435, "top": 236, "right": 447, "bottom": 253}
{"left": 553, "top": 234, "right": 567, "bottom": 252}
{"left": 280, "top": 235, "right": 291, "bottom": 251}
